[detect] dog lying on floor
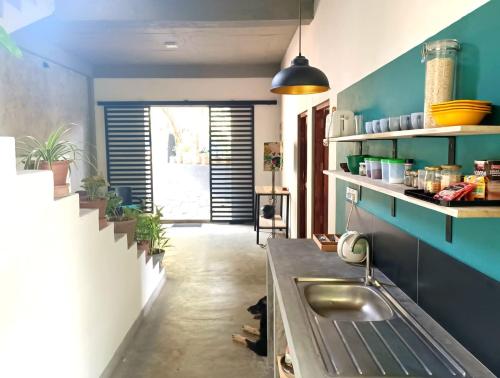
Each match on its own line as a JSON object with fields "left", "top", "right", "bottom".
{"left": 232, "top": 296, "right": 267, "bottom": 356}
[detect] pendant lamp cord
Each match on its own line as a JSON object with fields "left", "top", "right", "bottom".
{"left": 298, "top": 0, "right": 302, "bottom": 56}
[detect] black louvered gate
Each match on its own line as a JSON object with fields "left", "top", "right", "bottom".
{"left": 209, "top": 106, "right": 255, "bottom": 223}
{"left": 104, "top": 106, "right": 153, "bottom": 212}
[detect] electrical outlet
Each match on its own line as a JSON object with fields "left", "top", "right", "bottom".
{"left": 346, "top": 187, "right": 359, "bottom": 203}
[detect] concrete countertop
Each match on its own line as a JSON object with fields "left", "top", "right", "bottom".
{"left": 267, "top": 239, "right": 493, "bottom": 378}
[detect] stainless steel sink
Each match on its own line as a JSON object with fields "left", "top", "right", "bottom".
{"left": 294, "top": 277, "right": 468, "bottom": 377}
{"left": 303, "top": 283, "right": 394, "bottom": 322}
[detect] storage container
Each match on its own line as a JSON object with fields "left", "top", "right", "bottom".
{"left": 381, "top": 159, "right": 391, "bottom": 182}
{"left": 388, "top": 159, "right": 406, "bottom": 184}
{"left": 424, "top": 166, "right": 441, "bottom": 194}
{"left": 365, "top": 157, "right": 372, "bottom": 178}
{"left": 422, "top": 39, "right": 460, "bottom": 128}
{"left": 440, "top": 165, "right": 462, "bottom": 190}
{"left": 370, "top": 158, "right": 382, "bottom": 179}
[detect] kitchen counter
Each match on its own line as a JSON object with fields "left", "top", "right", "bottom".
{"left": 266, "top": 239, "right": 493, "bottom": 378}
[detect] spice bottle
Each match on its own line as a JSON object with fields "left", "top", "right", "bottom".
{"left": 422, "top": 39, "right": 460, "bottom": 128}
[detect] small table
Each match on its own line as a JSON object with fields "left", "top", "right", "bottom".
{"left": 254, "top": 186, "right": 290, "bottom": 244}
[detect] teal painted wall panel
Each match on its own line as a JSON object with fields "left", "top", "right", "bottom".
{"left": 336, "top": 0, "right": 500, "bottom": 281}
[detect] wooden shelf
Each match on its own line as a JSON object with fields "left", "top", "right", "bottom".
{"left": 326, "top": 125, "right": 500, "bottom": 142}
{"left": 259, "top": 215, "right": 286, "bottom": 228}
{"left": 324, "top": 170, "right": 500, "bottom": 218}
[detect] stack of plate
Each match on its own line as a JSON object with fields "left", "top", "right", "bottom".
{"left": 431, "top": 100, "right": 492, "bottom": 126}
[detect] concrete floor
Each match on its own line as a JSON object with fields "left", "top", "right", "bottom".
{"left": 111, "top": 224, "right": 272, "bottom": 378}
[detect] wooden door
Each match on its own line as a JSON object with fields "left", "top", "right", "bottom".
{"left": 312, "top": 102, "right": 330, "bottom": 234}
{"left": 297, "top": 112, "right": 308, "bottom": 238}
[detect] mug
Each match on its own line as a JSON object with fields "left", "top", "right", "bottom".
{"left": 411, "top": 112, "right": 424, "bottom": 129}
{"left": 389, "top": 117, "right": 400, "bottom": 132}
{"left": 365, "top": 121, "right": 373, "bottom": 134}
{"left": 400, "top": 115, "right": 411, "bottom": 130}
{"left": 380, "top": 118, "right": 389, "bottom": 132}
{"left": 372, "top": 120, "right": 381, "bottom": 133}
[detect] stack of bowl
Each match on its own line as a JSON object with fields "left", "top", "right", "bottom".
{"left": 431, "top": 100, "right": 492, "bottom": 126}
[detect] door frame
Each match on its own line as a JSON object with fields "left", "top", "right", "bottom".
{"left": 297, "top": 111, "right": 308, "bottom": 238}
{"left": 312, "top": 100, "right": 331, "bottom": 235}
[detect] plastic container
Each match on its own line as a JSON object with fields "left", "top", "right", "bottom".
{"left": 424, "top": 166, "right": 442, "bottom": 194}
{"left": 422, "top": 39, "right": 460, "bottom": 128}
{"left": 381, "top": 159, "right": 391, "bottom": 182}
{"left": 370, "top": 158, "right": 382, "bottom": 179}
{"left": 388, "top": 159, "right": 406, "bottom": 184}
{"left": 365, "top": 157, "right": 372, "bottom": 178}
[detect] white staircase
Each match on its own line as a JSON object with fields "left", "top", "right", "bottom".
{"left": 0, "top": 0, "right": 54, "bottom": 33}
{"left": 0, "top": 136, "right": 165, "bottom": 378}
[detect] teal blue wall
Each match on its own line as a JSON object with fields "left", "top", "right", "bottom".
{"left": 336, "top": 0, "right": 500, "bottom": 281}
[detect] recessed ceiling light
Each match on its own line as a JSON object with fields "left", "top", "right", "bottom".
{"left": 164, "top": 42, "right": 178, "bottom": 50}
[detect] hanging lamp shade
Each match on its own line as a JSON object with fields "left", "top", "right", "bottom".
{"left": 270, "top": 0, "right": 330, "bottom": 95}
{"left": 270, "top": 55, "right": 330, "bottom": 95}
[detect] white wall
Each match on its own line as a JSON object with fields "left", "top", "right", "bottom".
{"left": 280, "top": 0, "right": 489, "bottom": 237}
{"left": 0, "top": 137, "right": 164, "bottom": 378}
{"left": 93, "top": 78, "right": 281, "bottom": 187}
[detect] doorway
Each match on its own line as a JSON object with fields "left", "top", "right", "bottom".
{"left": 312, "top": 101, "right": 330, "bottom": 234}
{"left": 297, "top": 112, "right": 308, "bottom": 238}
{"left": 150, "top": 106, "right": 211, "bottom": 221}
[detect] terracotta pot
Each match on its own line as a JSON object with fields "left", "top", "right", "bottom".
{"left": 39, "top": 160, "right": 69, "bottom": 186}
{"left": 137, "top": 240, "right": 150, "bottom": 255}
{"left": 112, "top": 218, "right": 137, "bottom": 248}
{"left": 79, "top": 198, "right": 108, "bottom": 219}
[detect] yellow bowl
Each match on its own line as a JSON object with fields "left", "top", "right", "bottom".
{"left": 433, "top": 99, "right": 492, "bottom": 106}
{"left": 431, "top": 105, "right": 491, "bottom": 112}
{"left": 431, "top": 109, "right": 490, "bottom": 126}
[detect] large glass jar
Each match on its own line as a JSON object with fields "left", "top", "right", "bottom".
{"left": 422, "top": 39, "right": 460, "bottom": 128}
{"left": 440, "top": 165, "right": 462, "bottom": 190}
{"left": 424, "top": 166, "right": 442, "bottom": 194}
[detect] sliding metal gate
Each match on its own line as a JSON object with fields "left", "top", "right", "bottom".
{"left": 209, "top": 106, "right": 255, "bottom": 223}
{"left": 104, "top": 106, "right": 153, "bottom": 212}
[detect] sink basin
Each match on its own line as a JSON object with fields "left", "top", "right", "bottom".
{"left": 293, "top": 278, "right": 467, "bottom": 377}
{"left": 298, "top": 280, "right": 394, "bottom": 322}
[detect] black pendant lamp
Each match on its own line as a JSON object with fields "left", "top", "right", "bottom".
{"left": 271, "top": 0, "right": 330, "bottom": 95}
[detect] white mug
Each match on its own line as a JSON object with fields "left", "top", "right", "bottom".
{"left": 400, "top": 115, "right": 411, "bottom": 130}
{"left": 411, "top": 112, "right": 424, "bottom": 129}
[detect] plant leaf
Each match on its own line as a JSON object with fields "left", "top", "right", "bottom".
{"left": 0, "top": 26, "right": 22, "bottom": 59}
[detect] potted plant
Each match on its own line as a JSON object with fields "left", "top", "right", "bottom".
{"left": 106, "top": 192, "right": 140, "bottom": 247}
{"left": 79, "top": 175, "right": 108, "bottom": 228}
{"left": 135, "top": 213, "right": 153, "bottom": 254}
{"left": 135, "top": 206, "right": 169, "bottom": 265}
{"left": 17, "top": 127, "right": 84, "bottom": 197}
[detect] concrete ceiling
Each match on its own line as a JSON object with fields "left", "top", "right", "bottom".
{"left": 19, "top": 0, "right": 315, "bottom": 77}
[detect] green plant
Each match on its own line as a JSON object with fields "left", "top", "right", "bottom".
{"left": 81, "top": 175, "right": 108, "bottom": 200}
{"left": 0, "top": 26, "right": 22, "bottom": 58}
{"left": 106, "top": 192, "right": 142, "bottom": 221}
{"left": 17, "top": 127, "right": 84, "bottom": 169}
{"left": 135, "top": 206, "right": 169, "bottom": 254}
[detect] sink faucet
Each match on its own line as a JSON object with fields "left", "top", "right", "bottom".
{"left": 365, "top": 243, "right": 373, "bottom": 286}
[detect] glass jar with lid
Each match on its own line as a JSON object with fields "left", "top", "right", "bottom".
{"left": 424, "top": 166, "right": 441, "bottom": 194}
{"left": 421, "top": 39, "right": 460, "bottom": 128}
{"left": 440, "top": 165, "right": 462, "bottom": 190}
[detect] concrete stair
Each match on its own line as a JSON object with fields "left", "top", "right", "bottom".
{"left": 0, "top": 0, "right": 55, "bottom": 33}
{"left": 0, "top": 136, "right": 165, "bottom": 377}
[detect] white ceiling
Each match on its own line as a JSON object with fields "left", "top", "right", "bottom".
{"left": 16, "top": 0, "right": 315, "bottom": 77}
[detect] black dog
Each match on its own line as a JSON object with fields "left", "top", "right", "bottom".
{"left": 232, "top": 296, "right": 267, "bottom": 356}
